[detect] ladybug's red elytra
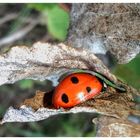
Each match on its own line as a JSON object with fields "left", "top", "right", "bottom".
{"left": 52, "top": 73, "right": 103, "bottom": 109}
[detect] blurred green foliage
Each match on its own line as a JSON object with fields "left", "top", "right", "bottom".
{"left": 18, "top": 80, "right": 34, "bottom": 90}
{"left": 28, "top": 3, "right": 56, "bottom": 11}
{"left": 1, "top": 105, "right": 96, "bottom": 137}
{"left": 114, "top": 53, "right": 140, "bottom": 89}
{"left": 28, "top": 4, "right": 69, "bottom": 41}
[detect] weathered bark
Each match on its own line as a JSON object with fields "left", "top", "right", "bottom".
{"left": 67, "top": 4, "right": 140, "bottom": 64}
{"left": 93, "top": 116, "right": 140, "bottom": 136}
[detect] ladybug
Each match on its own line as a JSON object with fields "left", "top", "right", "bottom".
{"left": 52, "top": 73, "right": 103, "bottom": 109}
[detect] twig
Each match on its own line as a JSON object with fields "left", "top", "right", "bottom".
{"left": 0, "top": 13, "right": 18, "bottom": 26}
{"left": 0, "top": 20, "right": 39, "bottom": 48}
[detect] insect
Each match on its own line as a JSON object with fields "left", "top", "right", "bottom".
{"left": 52, "top": 73, "right": 103, "bottom": 108}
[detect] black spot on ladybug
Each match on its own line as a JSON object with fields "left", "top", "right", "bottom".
{"left": 71, "top": 76, "right": 79, "bottom": 84}
{"left": 86, "top": 87, "right": 91, "bottom": 93}
{"left": 61, "top": 93, "right": 69, "bottom": 103}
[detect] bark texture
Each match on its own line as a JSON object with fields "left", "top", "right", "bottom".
{"left": 67, "top": 4, "right": 140, "bottom": 64}
{"left": 93, "top": 116, "right": 140, "bottom": 136}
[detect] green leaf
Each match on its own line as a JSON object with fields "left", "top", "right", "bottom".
{"left": 43, "top": 5, "right": 69, "bottom": 41}
{"left": 19, "top": 79, "right": 34, "bottom": 90}
{"left": 114, "top": 54, "right": 140, "bottom": 89}
{"left": 27, "top": 3, "right": 56, "bottom": 11}
{"left": 27, "top": 3, "right": 70, "bottom": 41}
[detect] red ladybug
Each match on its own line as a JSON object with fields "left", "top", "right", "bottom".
{"left": 52, "top": 73, "right": 103, "bottom": 108}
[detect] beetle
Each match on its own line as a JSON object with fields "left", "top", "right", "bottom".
{"left": 52, "top": 70, "right": 126, "bottom": 109}
{"left": 53, "top": 72, "right": 103, "bottom": 109}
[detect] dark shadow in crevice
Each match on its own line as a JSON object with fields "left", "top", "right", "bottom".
{"left": 43, "top": 90, "right": 54, "bottom": 108}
